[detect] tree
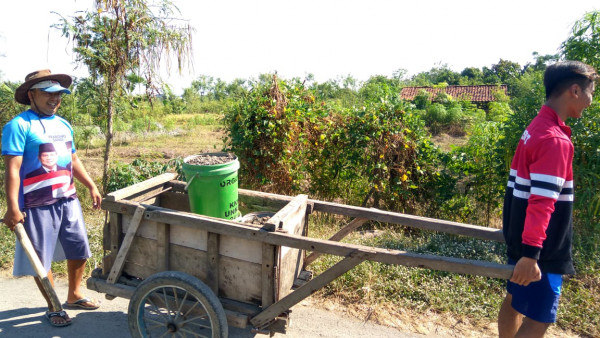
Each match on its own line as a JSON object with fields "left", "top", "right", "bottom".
{"left": 460, "top": 67, "right": 483, "bottom": 84}
{"left": 523, "top": 52, "right": 559, "bottom": 73}
{"left": 56, "top": 0, "right": 193, "bottom": 192}
{"left": 0, "top": 81, "right": 21, "bottom": 128}
{"left": 212, "top": 78, "right": 228, "bottom": 101}
{"left": 560, "top": 10, "right": 600, "bottom": 225}
{"left": 561, "top": 10, "right": 600, "bottom": 70}
{"left": 410, "top": 64, "right": 461, "bottom": 86}
{"left": 226, "top": 78, "right": 249, "bottom": 99}
{"left": 191, "top": 75, "right": 215, "bottom": 100}
{"left": 491, "top": 59, "right": 522, "bottom": 84}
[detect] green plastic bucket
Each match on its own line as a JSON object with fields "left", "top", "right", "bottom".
{"left": 182, "top": 152, "right": 240, "bottom": 220}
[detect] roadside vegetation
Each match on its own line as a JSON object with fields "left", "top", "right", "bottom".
{"left": 0, "top": 8, "right": 598, "bottom": 337}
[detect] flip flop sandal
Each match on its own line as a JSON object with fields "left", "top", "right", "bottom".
{"left": 45, "top": 310, "right": 72, "bottom": 327}
{"left": 64, "top": 297, "right": 100, "bottom": 310}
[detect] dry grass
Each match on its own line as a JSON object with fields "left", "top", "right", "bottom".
{"left": 431, "top": 132, "right": 468, "bottom": 152}
{"left": 308, "top": 297, "right": 580, "bottom": 338}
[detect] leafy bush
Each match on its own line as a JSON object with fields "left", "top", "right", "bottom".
{"left": 73, "top": 125, "right": 103, "bottom": 153}
{"left": 223, "top": 75, "right": 453, "bottom": 216}
{"left": 446, "top": 121, "right": 506, "bottom": 226}
{"left": 131, "top": 117, "right": 162, "bottom": 133}
{"left": 106, "top": 159, "right": 172, "bottom": 192}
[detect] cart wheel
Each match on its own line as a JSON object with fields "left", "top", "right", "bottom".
{"left": 128, "top": 271, "right": 228, "bottom": 338}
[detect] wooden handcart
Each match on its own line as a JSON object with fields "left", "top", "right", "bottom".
{"left": 87, "top": 173, "right": 512, "bottom": 337}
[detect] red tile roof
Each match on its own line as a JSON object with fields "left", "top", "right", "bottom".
{"left": 400, "top": 85, "right": 508, "bottom": 102}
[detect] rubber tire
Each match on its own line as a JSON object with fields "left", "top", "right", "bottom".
{"left": 128, "top": 271, "right": 228, "bottom": 338}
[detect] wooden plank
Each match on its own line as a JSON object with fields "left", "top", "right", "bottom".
{"left": 107, "top": 205, "right": 146, "bottom": 284}
{"left": 123, "top": 236, "right": 263, "bottom": 304}
{"left": 156, "top": 223, "right": 170, "bottom": 271}
{"left": 261, "top": 243, "right": 275, "bottom": 308}
{"left": 135, "top": 186, "right": 171, "bottom": 203}
{"left": 217, "top": 256, "right": 262, "bottom": 304}
{"left": 87, "top": 276, "right": 135, "bottom": 299}
{"left": 237, "top": 189, "right": 503, "bottom": 242}
{"left": 219, "top": 297, "right": 261, "bottom": 316}
{"left": 105, "top": 212, "right": 123, "bottom": 275}
{"left": 278, "top": 246, "right": 303, "bottom": 299}
{"left": 264, "top": 195, "right": 308, "bottom": 232}
{"left": 224, "top": 309, "right": 248, "bottom": 329}
{"left": 102, "top": 211, "right": 111, "bottom": 251}
{"left": 102, "top": 255, "right": 115, "bottom": 278}
{"left": 237, "top": 189, "right": 290, "bottom": 211}
{"left": 163, "top": 182, "right": 499, "bottom": 243}
{"left": 164, "top": 180, "right": 187, "bottom": 193}
{"left": 312, "top": 201, "right": 504, "bottom": 242}
{"left": 86, "top": 277, "right": 250, "bottom": 329}
{"left": 105, "top": 173, "right": 176, "bottom": 201}
{"left": 144, "top": 209, "right": 513, "bottom": 279}
{"left": 206, "top": 232, "right": 220, "bottom": 294}
{"left": 304, "top": 217, "right": 368, "bottom": 267}
{"left": 108, "top": 200, "right": 264, "bottom": 264}
{"left": 160, "top": 191, "right": 190, "bottom": 212}
{"left": 277, "top": 200, "right": 306, "bottom": 299}
{"left": 278, "top": 195, "right": 308, "bottom": 234}
{"left": 251, "top": 252, "right": 367, "bottom": 328}
{"left": 328, "top": 217, "right": 369, "bottom": 242}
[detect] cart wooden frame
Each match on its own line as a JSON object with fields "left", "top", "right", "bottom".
{"left": 87, "top": 173, "right": 513, "bottom": 335}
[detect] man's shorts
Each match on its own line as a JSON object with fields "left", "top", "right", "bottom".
{"left": 507, "top": 258, "right": 562, "bottom": 323}
{"left": 13, "top": 197, "right": 91, "bottom": 277}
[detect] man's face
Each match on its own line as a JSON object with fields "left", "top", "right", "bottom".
{"left": 29, "top": 89, "right": 62, "bottom": 116}
{"left": 571, "top": 82, "right": 595, "bottom": 119}
{"left": 39, "top": 151, "right": 58, "bottom": 169}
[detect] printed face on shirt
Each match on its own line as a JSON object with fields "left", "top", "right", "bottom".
{"left": 28, "top": 89, "right": 63, "bottom": 116}
{"left": 39, "top": 151, "right": 58, "bottom": 170}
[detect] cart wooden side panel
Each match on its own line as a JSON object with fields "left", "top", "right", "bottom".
{"left": 101, "top": 175, "right": 308, "bottom": 307}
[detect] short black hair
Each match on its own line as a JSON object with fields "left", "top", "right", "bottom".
{"left": 544, "top": 61, "right": 598, "bottom": 100}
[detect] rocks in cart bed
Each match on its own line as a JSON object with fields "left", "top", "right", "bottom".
{"left": 186, "top": 153, "right": 237, "bottom": 165}
{"left": 247, "top": 215, "right": 273, "bottom": 225}
{"left": 241, "top": 211, "right": 276, "bottom": 225}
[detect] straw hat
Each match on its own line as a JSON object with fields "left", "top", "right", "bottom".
{"left": 14, "top": 69, "right": 72, "bottom": 105}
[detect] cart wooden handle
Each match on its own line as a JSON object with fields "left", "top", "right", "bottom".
{"left": 13, "top": 222, "right": 63, "bottom": 312}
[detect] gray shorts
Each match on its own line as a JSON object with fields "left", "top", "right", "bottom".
{"left": 13, "top": 197, "right": 92, "bottom": 277}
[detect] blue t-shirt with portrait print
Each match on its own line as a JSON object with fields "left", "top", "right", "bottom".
{"left": 2, "top": 109, "right": 77, "bottom": 209}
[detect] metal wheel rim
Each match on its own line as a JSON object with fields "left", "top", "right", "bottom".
{"left": 135, "top": 284, "right": 215, "bottom": 337}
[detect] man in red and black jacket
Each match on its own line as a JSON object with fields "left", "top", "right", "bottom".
{"left": 498, "top": 61, "right": 597, "bottom": 338}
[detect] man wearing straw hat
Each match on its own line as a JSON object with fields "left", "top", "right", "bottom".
{"left": 2, "top": 70, "right": 102, "bottom": 327}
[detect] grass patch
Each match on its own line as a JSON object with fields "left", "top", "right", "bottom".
{"left": 304, "top": 213, "right": 598, "bottom": 337}
{"left": 306, "top": 215, "right": 506, "bottom": 320}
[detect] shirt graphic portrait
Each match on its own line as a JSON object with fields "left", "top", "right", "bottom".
{"left": 23, "top": 142, "right": 75, "bottom": 207}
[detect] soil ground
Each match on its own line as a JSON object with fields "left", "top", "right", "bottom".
{"left": 0, "top": 273, "right": 416, "bottom": 338}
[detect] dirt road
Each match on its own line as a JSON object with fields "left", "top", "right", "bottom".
{"left": 0, "top": 275, "right": 424, "bottom": 338}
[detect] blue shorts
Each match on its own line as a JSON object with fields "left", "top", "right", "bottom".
{"left": 13, "top": 197, "right": 91, "bottom": 277}
{"left": 506, "top": 258, "right": 562, "bottom": 323}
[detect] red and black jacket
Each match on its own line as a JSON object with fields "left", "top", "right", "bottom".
{"left": 502, "top": 105, "right": 575, "bottom": 275}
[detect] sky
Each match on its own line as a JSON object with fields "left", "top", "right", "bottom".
{"left": 0, "top": 0, "right": 599, "bottom": 94}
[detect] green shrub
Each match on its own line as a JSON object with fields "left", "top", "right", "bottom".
{"left": 107, "top": 159, "right": 172, "bottom": 193}
{"left": 131, "top": 117, "right": 161, "bottom": 133}
{"left": 223, "top": 75, "right": 452, "bottom": 216}
{"left": 187, "top": 113, "right": 222, "bottom": 128}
